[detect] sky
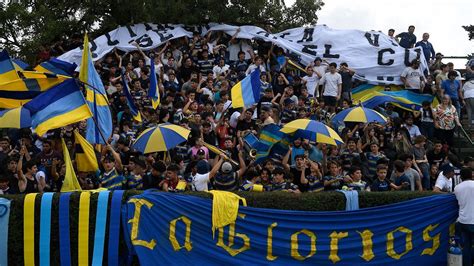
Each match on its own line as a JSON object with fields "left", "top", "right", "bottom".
{"left": 286, "top": 0, "right": 474, "bottom": 68}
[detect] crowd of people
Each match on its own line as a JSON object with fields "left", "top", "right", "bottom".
{"left": 0, "top": 26, "right": 474, "bottom": 195}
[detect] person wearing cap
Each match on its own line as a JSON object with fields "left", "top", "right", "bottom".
{"left": 99, "top": 144, "right": 125, "bottom": 190}
{"left": 212, "top": 148, "right": 246, "bottom": 191}
{"left": 266, "top": 167, "right": 300, "bottom": 193}
{"left": 400, "top": 59, "right": 425, "bottom": 93}
{"left": 280, "top": 97, "right": 297, "bottom": 125}
{"left": 433, "top": 163, "right": 456, "bottom": 192}
{"left": 453, "top": 167, "right": 474, "bottom": 266}
{"left": 190, "top": 156, "right": 222, "bottom": 191}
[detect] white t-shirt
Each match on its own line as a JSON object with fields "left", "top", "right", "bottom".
{"left": 434, "top": 171, "right": 453, "bottom": 192}
{"left": 320, "top": 72, "right": 342, "bottom": 97}
{"left": 454, "top": 180, "right": 474, "bottom": 224}
{"left": 245, "top": 64, "right": 266, "bottom": 76}
{"left": 213, "top": 65, "right": 230, "bottom": 78}
{"left": 230, "top": 111, "right": 241, "bottom": 128}
{"left": 192, "top": 173, "right": 210, "bottom": 191}
{"left": 302, "top": 73, "right": 319, "bottom": 97}
{"left": 462, "top": 80, "right": 474, "bottom": 99}
{"left": 401, "top": 67, "right": 424, "bottom": 90}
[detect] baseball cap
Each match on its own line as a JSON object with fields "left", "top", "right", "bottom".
{"left": 441, "top": 163, "right": 454, "bottom": 174}
{"left": 221, "top": 162, "right": 233, "bottom": 174}
{"left": 196, "top": 160, "right": 210, "bottom": 175}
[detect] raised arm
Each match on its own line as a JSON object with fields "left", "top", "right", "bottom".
{"left": 282, "top": 148, "right": 291, "bottom": 171}
{"left": 107, "top": 144, "right": 123, "bottom": 172}
{"left": 17, "top": 151, "right": 27, "bottom": 193}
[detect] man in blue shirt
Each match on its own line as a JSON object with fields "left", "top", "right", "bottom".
{"left": 441, "top": 71, "right": 463, "bottom": 116}
{"left": 396, "top": 25, "right": 417, "bottom": 48}
{"left": 415, "top": 33, "right": 435, "bottom": 63}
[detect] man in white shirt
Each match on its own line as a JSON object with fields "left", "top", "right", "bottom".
{"left": 192, "top": 156, "right": 224, "bottom": 191}
{"left": 454, "top": 167, "right": 474, "bottom": 265}
{"left": 319, "top": 62, "right": 342, "bottom": 113}
{"left": 400, "top": 59, "right": 425, "bottom": 93}
{"left": 433, "top": 164, "right": 455, "bottom": 192}
{"left": 302, "top": 66, "right": 319, "bottom": 97}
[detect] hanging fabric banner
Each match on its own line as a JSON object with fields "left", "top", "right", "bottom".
{"left": 124, "top": 193, "right": 457, "bottom": 265}
{"left": 0, "top": 198, "right": 11, "bottom": 266}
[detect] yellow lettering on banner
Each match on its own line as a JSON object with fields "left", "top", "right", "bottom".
{"left": 357, "top": 230, "right": 375, "bottom": 261}
{"left": 421, "top": 224, "right": 440, "bottom": 256}
{"left": 216, "top": 213, "right": 250, "bottom": 256}
{"left": 169, "top": 216, "right": 193, "bottom": 251}
{"left": 386, "top": 227, "right": 413, "bottom": 260}
{"left": 267, "top": 222, "right": 278, "bottom": 261}
{"left": 127, "top": 198, "right": 157, "bottom": 250}
{"left": 329, "top": 231, "right": 349, "bottom": 263}
{"left": 290, "top": 229, "right": 316, "bottom": 261}
{"left": 449, "top": 223, "right": 455, "bottom": 237}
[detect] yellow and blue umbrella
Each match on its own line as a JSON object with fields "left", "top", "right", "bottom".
{"left": 332, "top": 106, "right": 387, "bottom": 123}
{"left": 132, "top": 123, "right": 190, "bottom": 154}
{"left": 280, "top": 119, "right": 343, "bottom": 146}
{"left": 0, "top": 107, "right": 31, "bottom": 128}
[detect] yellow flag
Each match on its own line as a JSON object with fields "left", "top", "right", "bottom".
{"left": 61, "top": 138, "right": 82, "bottom": 192}
{"left": 74, "top": 130, "right": 99, "bottom": 172}
{"left": 208, "top": 190, "right": 246, "bottom": 237}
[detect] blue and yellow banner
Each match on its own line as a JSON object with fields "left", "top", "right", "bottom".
{"left": 125, "top": 193, "right": 457, "bottom": 265}
{"left": 352, "top": 84, "right": 438, "bottom": 111}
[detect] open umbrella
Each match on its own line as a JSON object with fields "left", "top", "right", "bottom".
{"left": 0, "top": 107, "right": 31, "bottom": 129}
{"left": 332, "top": 106, "right": 387, "bottom": 123}
{"left": 132, "top": 123, "right": 190, "bottom": 154}
{"left": 280, "top": 119, "right": 343, "bottom": 146}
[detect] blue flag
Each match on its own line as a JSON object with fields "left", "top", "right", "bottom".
{"left": 79, "top": 34, "right": 113, "bottom": 144}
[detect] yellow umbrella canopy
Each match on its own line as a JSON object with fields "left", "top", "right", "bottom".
{"left": 132, "top": 123, "right": 190, "bottom": 154}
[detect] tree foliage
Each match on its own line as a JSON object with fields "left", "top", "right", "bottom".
{"left": 0, "top": 0, "right": 324, "bottom": 62}
{"left": 462, "top": 25, "right": 474, "bottom": 41}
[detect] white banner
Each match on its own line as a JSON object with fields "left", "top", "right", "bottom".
{"left": 58, "top": 23, "right": 428, "bottom": 85}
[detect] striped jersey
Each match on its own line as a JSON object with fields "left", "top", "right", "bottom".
{"left": 100, "top": 168, "right": 125, "bottom": 190}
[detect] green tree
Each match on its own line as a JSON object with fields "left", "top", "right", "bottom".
{"left": 462, "top": 25, "right": 474, "bottom": 41}
{"left": 0, "top": 0, "right": 324, "bottom": 62}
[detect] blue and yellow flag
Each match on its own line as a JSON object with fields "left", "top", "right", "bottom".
{"left": 0, "top": 107, "right": 31, "bottom": 129}
{"left": 79, "top": 33, "right": 113, "bottom": 144}
{"left": 0, "top": 50, "right": 20, "bottom": 83}
{"left": 352, "top": 84, "right": 438, "bottom": 111}
{"left": 121, "top": 72, "right": 142, "bottom": 122}
{"left": 12, "top": 58, "right": 29, "bottom": 70}
{"left": 148, "top": 56, "right": 160, "bottom": 109}
{"left": 24, "top": 79, "right": 92, "bottom": 136}
{"left": 35, "top": 58, "right": 77, "bottom": 76}
{"left": 231, "top": 69, "right": 262, "bottom": 108}
{"left": 74, "top": 130, "right": 99, "bottom": 173}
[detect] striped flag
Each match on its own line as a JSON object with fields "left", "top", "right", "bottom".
{"left": 79, "top": 33, "right": 113, "bottom": 144}
{"left": 231, "top": 69, "right": 262, "bottom": 108}
{"left": 149, "top": 56, "right": 160, "bottom": 109}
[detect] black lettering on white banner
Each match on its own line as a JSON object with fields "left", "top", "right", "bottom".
{"left": 323, "top": 44, "right": 340, "bottom": 58}
{"left": 105, "top": 33, "right": 119, "bottom": 46}
{"left": 377, "top": 48, "right": 395, "bottom": 65}
{"left": 126, "top": 25, "right": 137, "bottom": 38}
{"left": 404, "top": 48, "right": 421, "bottom": 66}
{"left": 297, "top": 28, "right": 314, "bottom": 43}
{"left": 364, "top": 32, "right": 380, "bottom": 47}
{"left": 302, "top": 45, "right": 318, "bottom": 56}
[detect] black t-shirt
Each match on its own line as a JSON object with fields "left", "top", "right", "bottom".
{"left": 236, "top": 119, "right": 257, "bottom": 133}
{"left": 340, "top": 71, "right": 354, "bottom": 93}
{"left": 427, "top": 150, "right": 446, "bottom": 165}
{"left": 290, "top": 166, "right": 310, "bottom": 190}
{"left": 370, "top": 178, "right": 392, "bottom": 191}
